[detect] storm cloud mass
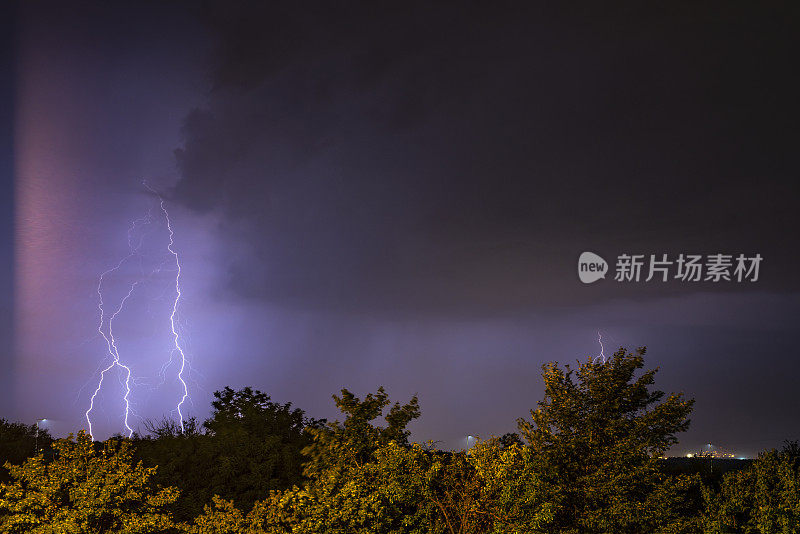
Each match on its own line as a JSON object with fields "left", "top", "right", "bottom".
{"left": 5, "top": 1, "right": 800, "bottom": 452}
{"left": 173, "top": 1, "right": 799, "bottom": 315}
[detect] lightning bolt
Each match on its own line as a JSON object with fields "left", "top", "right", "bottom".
{"left": 144, "top": 182, "right": 189, "bottom": 432}
{"left": 595, "top": 330, "right": 605, "bottom": 362}
{"left": 84, "top": 182, "right": 191, "bottom": 438}
{"left": 85, "top": 215, "right": 151, "bottom": 439}
{"left": 160, "top": 194, "right": 189, "bottom": 431}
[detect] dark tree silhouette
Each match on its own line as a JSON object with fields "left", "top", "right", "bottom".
{"left": 134, "top": 387, "right": 321, "bottom": 522}
{"left": 0, "top": 419, "right": 52, "bottom": 483}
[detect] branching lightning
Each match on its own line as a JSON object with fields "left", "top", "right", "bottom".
{"left": 154, "top": 188, "right": 189, "bottom": 432}
{"left": 84, "top": 182, "right": 191, "bottom": 439}
{"left": 85, "top": 215, "right": 150, "bottom": 439}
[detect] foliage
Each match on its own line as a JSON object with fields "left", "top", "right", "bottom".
{"left": 188, "top": 387, "right": 571, "bottom": 534}
{"left": 186, "top": 356, "right": 706, "bottom": 533}
{"left": 301, "top": 386, "right": 419, "bottom": 477}
{"left": 703, "top": 442, "right": 800, "bottom": 533}
{"left": 468, "top": 438, "right": 555, "bottom": 533}
{"left": 266, "top": 441, "right": 439, "bottom": 533}
{"left": 181, "top": 495, "right": 256, "bottom": 534}
{"left": 516, "top": 347, "right": 701, "bottom": 533}
{"left": 188, "top": 387, "right": 433, "bottom": 534}
{"left": 134, "top": 387, "right": 320, "bottom": 522}
{"left": 277, "top": 388, "right": 426, "bottom": 533}
{"left": 0, "top": 420, "right": 52, "bottom": 484}
{"left": 0, "top": 431, "right": 178, "bottom": 534}
{"left": 7, "top": 348, "right": 800, "bottom": 533}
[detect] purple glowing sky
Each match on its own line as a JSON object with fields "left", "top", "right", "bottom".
{"left": 4, "top": 2, "right": 800, "bottom": 456}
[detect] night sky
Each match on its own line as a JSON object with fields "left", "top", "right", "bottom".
{"left": 2, "top": 1, "right": 799, "bottom": 456}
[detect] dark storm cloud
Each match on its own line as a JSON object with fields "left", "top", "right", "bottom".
{"left": 173, "top": 1, "right": 799, "bottom": 316}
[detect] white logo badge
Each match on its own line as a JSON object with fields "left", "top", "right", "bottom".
{"left": 578, "top": 252, "right": 607, "bottom": 284}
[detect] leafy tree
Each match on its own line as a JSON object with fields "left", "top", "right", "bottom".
{"left": 703, "top": 441, "right": 800, "bottom": 533}
{"left": 276, "top": 441, "right": 439, "bottom": 534}
{"left": 189, "top": 356, "right": 705, "bottom": 533}
{"left": 468, "top": 437, "right": 556, "bottom": 533}
{"left": 0, "top": 420, "right": 52, "bottom": 484}
{"left": 135, "top": 387, "right": 319, "bottom": 522}
{"left": 132, "top": 417, "right": 205, "bottom": 522}
{"left": 189, "top": 443, "right": 440, "bottom": 534}
{"left": 496, "top": 432, "right": 523, "bottom": 449}
{"left": 181, "top": 495, "right": 257, "bottom": 534}
{"left": 301, "top": 386, "right": 420, "bottom": 476}
{"left": 516, "top": 347, "right": 701, "bottom": 533}
{"left": 289, "top": 387, "right": 425, "bottom": 533}
{"left": 189, "top": 387, "right": 430, "bottom": 534}
{"left": 423, "top": 448, "right": 487, "bottom": 534}
{"left": 0, "top": 431, "right": 178, "bottom": 534}
{"left": 214, "top": 389, "right": 548, "bottom": 534}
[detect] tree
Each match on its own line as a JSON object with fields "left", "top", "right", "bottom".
{"left": 181, "top": 495, "right": 256, "bottom": 534}
{"left": 703, "top": 441, "right": 800, "bottom": 533}
{"left": 301, "top": 386, "right": 420, "bottom": 477}
{"left": 134, "top": 387, "right": 319, "bottom": 522}
{"left": 189, "top": 356, "right": 704, "bottom": 533}
{"left": 516, "top": 347, "right": 700, "bottom": 533}
{"left": 0, "top": 431, "right": 178, "bottom": 534}
{"left": 188, "top": 387, "right": 430, "bottom": 534}
{"left": 287, "top": 387, "right": 425, "bottom": 533}
{"left": 0, "top": 420, "right": 52, "bottom": 484}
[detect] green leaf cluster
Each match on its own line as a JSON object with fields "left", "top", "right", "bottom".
{"left": 0, "top": 431, "right": 177, "bottom": 534}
